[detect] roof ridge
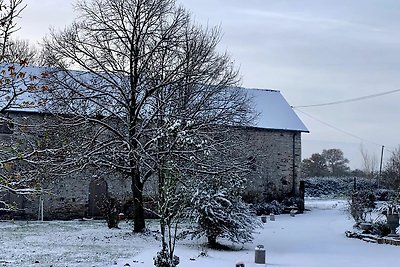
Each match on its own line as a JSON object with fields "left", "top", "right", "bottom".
{"left": 242, "top": 87, "right": 280, "bottom": 93}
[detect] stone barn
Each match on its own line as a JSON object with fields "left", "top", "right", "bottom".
{"left": 240, "top": 89, "right": 308, "bottom": 202}
{"left": 0, "top": 87, "right": 308, "bottom": 219}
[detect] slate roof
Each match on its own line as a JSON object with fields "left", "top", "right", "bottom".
{"left": 1, "top": 65, "right": 308, "bottom": 133}
{"left": 245, "top": 88, "right": 309, "bottom": 132}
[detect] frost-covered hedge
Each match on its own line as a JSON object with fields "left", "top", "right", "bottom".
{"left": 303, "top": 176, "right": 377, "bottom": 198}
{"left": 250, "top": 200, "right": 283, "bottom": 216}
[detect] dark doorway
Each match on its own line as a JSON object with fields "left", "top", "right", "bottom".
{"left": 88, "top": 178, "right": 108, "bottom": 218}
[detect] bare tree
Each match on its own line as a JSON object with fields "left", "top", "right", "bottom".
{"left": 383, "top": 146, "right": 400, "bottom": 190}
{"left": 42, "top": 0, "right": 253, "bottom": 235}
{"left": 360, "top": 144, "right": 378, "bottom": 179}
{"left": 0, "top": 0, "right": 26, "bottom": 62}
{"left": 4, "top": 38, "right": 39, "bottom": 64}
{"left": 0, "top": 0, "right": 37, "bottom": 114}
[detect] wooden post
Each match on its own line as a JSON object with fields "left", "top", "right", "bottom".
{"left": 299, "top": 180, "right": 305, "bottom": 213}
{"left": 378, "top": 145, "right": 384, "bottom": 189}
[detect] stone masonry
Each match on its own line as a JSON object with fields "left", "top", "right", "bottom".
{"left": 239, "top": 127, "right": 302, "bottom": 202}
{"left": 0, "top": 110, "right": 304, "bottom": 219}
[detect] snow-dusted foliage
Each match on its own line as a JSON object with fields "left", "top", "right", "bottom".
{"left": 348, "top": 189, "right": 375, "bottom": 223}
{"left": 251, "top": 200, "right": 283, "bottom": 216}
{"left": 154, "top": 250, "right": 180, "bottom": 267}
{"left": 304, "top": 176, "right": 377, "bottom": 199}
{"left": 188, "top": 174, "right": 259, "bottom": 247}
{"left": 0, "top": 64, "right": 45, "bottom": 211}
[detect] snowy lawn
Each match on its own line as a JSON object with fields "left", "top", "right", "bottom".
{"left": 1, "top": 200, "right": 400, "bottom": 267}
{"left": 0, "top": 219, "right": 157, "bottom": 266}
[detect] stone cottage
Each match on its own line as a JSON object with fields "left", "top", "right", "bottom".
{"left": 0, "top": 86, "right": 308, "bottom": 219}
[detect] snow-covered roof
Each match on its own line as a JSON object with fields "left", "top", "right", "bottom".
{"left": 0, "top": 64, "right": 50, "bottom": 112}
{"left": 245, "top": 88, "right": 309, "bottom": 132}
{"left": 1, "top": 65, "right": 308, "bottom": 132}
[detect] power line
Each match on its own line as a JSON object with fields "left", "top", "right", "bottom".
{"left": 293, "top": 88, "right": 400, "bottom": 108}
{"left": 294, "top": 108, "right": 395, "bottom": 150}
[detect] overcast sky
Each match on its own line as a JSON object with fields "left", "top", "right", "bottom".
{"left": 16, "top": 0, "right": 400, "bottom": 169}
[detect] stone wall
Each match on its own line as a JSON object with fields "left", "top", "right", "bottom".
{"left": 0, "top": 111, "right": 132, "bottom": 220}
{"left": 39, "top": 170, "right": 131, "bottom": 220}
{"left": 1, "top": 166, "right": 133, "bottom": 220}
{"left": 238, "top": 127, "right": 302, "bottom": 202}
{"left": 0, "top": 111, "right": 304, "bottom": 219}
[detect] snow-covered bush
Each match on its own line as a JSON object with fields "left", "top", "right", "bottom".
{"left": 376, "top": 193, "right": 400, "bottom": 215}
{"left": 251, "top": 200, "right": 283, "bottom": 216}
{"left": 374, "top": 189, "right": 397, "bottom": 201}
{"left": 348, "top": 189, "right": 375, "bottom": 223}
{"left": 154, "top": 250, "right": 179, "bottom": 267}
{"left": 376, "top": 200, "right": 400, "bottom": 215}
{"left": 188, "top": 176, "right": 259, "bottom": 248}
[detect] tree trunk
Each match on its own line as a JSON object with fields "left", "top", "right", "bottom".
{"left": 207, "top": 235, "right": 218, "bottom": 248}
{"left": 132, "top": 168, "right": 145, "bottom": 232}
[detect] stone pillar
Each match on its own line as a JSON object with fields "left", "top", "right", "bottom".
{"left": 255, "top": 245, "right": 266, "bottom": 264}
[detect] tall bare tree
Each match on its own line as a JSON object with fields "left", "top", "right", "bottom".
{"left": 0, "top": 0, "right": 26, "bottom": 62}
{"left": 360, "top": 144, "right": 378, "bottom": 179}
{"left": 0, "top": 0, "right": 36, "bottom": 115}
{"left": 4, "top": 38, "right": 39, "bottom": 64}
{"left": 42, "top": 0, "right": 253, "bottom": 234}
{"left": 383, "top": 146, "right": 400, "bottom": 190}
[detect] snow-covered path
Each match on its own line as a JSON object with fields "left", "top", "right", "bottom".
{"left": 258, "top": 200, "right": 400, "bottom": 267}
{"left": 115, "top": 200, "right": 400, "bottom": 267}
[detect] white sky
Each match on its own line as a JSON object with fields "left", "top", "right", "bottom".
{"left": 16, "top": 0, "right": 400, "bottom": 169}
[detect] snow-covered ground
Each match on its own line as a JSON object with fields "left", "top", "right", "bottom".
{"left": 1, "top": 200, "right": 399, "bottom": 267}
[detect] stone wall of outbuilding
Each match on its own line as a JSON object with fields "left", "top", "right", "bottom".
{"left": 0, "top": 111, "right": 303, "bottom": 220}
{"left": 238, "top": 127, "right": 302, "bottom": 202}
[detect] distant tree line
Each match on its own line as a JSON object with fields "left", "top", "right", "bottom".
{"left": 302, "top": 146, "right": 400, "bottom": 191}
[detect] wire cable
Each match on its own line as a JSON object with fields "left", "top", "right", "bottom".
{"left": 294, "top": 108, "right": 395, "bottom": 150}
{"left": 293, "top": 88, "right": 400, "bottom": 108}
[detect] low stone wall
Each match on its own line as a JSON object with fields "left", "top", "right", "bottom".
{"left": 345, "top": 231, "right": 400, "bottom": 246}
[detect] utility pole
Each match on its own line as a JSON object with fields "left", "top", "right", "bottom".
{"left": 378, "top": 145, "right": 384, "bottom": 189}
